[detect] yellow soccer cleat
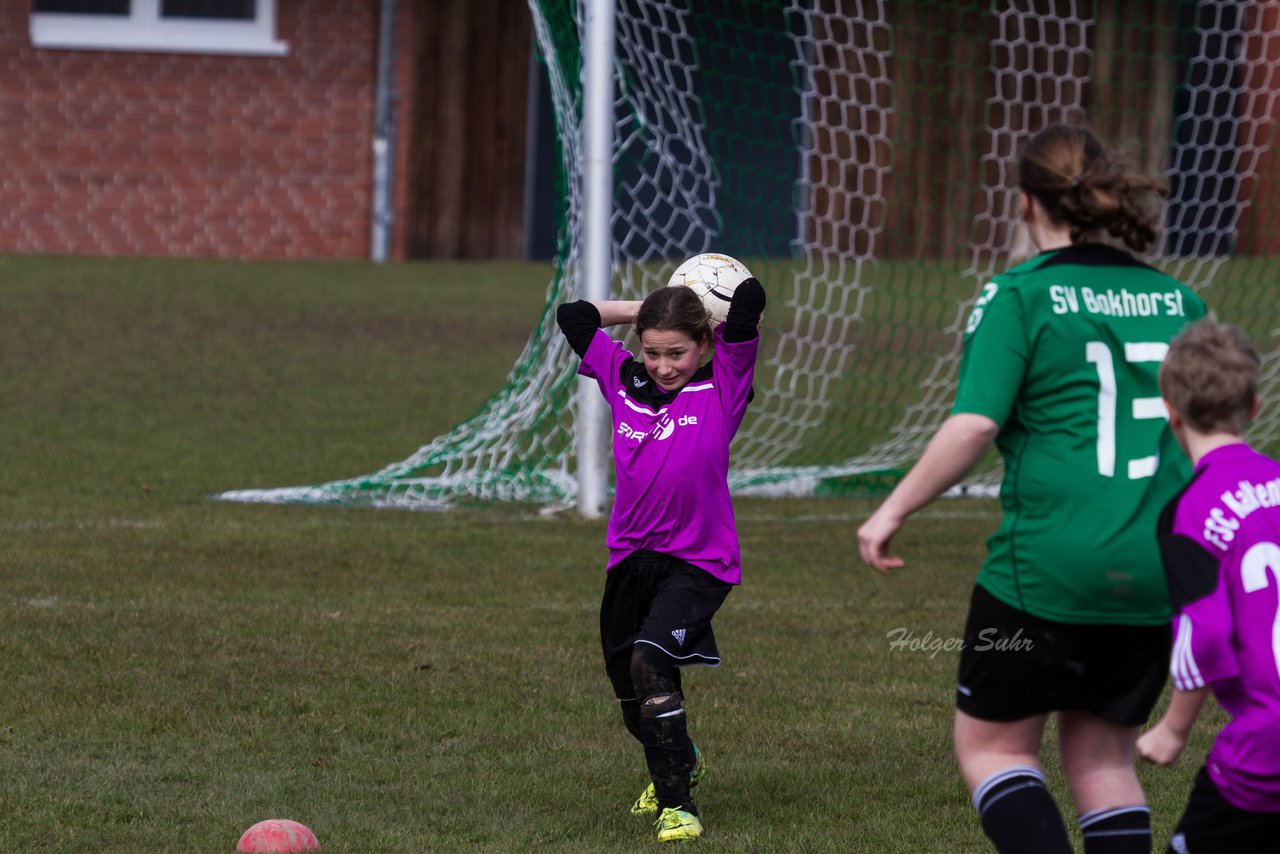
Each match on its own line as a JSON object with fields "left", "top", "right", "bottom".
{"left": 630, "top": 744, "right": 706, "bottom": 816}
{"left": 655, "top": 807, "right": 703, "bottom": 843}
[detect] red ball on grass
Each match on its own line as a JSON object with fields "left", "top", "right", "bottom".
{"left": 235, "top": 819, "right": 321, "bottom": 853}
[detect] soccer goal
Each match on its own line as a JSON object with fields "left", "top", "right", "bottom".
{"left": 218, "top": 0, "right": 1280, "bottom": 511}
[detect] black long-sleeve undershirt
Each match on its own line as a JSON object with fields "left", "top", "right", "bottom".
{"left": 556, "top": 300, "right": 602, "bottom": 359}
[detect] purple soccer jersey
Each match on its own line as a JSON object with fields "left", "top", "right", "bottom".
{"left": 1158, "top": 442, "right": 1280, "bottom": 812}
{"left": 577, "top": 324, "right": 759, "bottom": 584}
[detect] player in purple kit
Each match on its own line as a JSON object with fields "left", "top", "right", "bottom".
{"left": 556, "top": 276, "right": 766, "bottom": 843}
{"left": 1135, "top": 318, "right": 1280, "bottom": 852}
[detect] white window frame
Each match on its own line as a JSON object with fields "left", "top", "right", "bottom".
{"left": 30, "top": 0, "right": 289, "bottom": 56}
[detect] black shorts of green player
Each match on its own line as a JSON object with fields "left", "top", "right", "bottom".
{"left": 600, "top": 550, "right": 731, "bottom": 815}
{"left": 955, "top": 585, "right": 1170, "bottom": 726}
{"left": 1165, "top": 765, "right": 1280, "bottom": 854}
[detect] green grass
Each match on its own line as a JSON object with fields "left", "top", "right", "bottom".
{"left": 1, "top": 255, "right": 1220, "bottom": 851}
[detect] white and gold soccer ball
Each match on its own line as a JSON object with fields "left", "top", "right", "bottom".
{"left": 667, "top": 253, "right": 753, "bottom": 324}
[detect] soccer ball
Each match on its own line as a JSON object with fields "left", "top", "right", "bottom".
{"left": 667, "top": 253, "right": 753, "bottom": 324}
{"left": 236, "top": 819, "right": 321, "bottom": 853}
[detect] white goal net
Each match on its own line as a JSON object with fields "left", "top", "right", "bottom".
{"left": 219, "top": 0, "right": 1280, "bottom": 509}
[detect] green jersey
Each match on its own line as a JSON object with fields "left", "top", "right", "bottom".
{"left": 953, "top": 243, "right": 1207, "bottom": 625}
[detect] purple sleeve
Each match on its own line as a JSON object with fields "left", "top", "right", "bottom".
{"left": 578, "top": 328, "right": 630, "bottom": 398}
{"left": 1171, "top": 586, "right": 1241, "bottom": 691}
{"left": 712, "top": 323, "right": 760, "bottom": 435}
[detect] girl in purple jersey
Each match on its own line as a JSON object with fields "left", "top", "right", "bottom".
{"left": 556, "top": 277, "right": 766, "bottom": 844}
{"left": 1136, "top": 319, "right": 1280, "bottom": 853}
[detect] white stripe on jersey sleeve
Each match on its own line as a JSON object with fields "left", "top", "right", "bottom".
{"left": 1170, "top": 614, "right": 1205, "bottom": 691}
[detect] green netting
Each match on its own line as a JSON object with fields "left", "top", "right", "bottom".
{"left": 218, "top": 0, "right": 1280, "bottom": 509}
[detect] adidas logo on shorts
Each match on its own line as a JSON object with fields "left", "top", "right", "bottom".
{"left": 671, "top": 629, "right": 686, "bottom": 647}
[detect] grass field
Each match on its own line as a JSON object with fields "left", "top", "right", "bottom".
{"left": 2, "top": 255, "right": 1219, "bottom": 852}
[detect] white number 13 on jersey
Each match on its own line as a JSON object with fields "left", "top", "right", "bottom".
{"left": 1086, "top": 340, "right": 1169, "bottom": 479}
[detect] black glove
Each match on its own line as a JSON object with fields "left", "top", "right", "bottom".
{"left": 723, "top": 277, "right": 766, "bottom": 342}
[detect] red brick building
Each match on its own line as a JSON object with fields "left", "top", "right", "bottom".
{"left": 1, "top": 0, "right": 537, "bottom": 260}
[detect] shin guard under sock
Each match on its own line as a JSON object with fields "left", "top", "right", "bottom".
{"left": 639, "top": 692, "right": 696, "bottom": 813}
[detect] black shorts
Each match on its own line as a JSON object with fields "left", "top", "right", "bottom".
{"left": 600, "top": 550, "right": 732, "bottom": 700}
{"left": 1167, "top": 766, "right": 1280, "bottom": 853}
{"left": 955, "top": 585, "right": 1170, "bottom": 725}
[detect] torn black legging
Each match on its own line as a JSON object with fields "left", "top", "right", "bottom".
{"left": 618, "top": 643, "right": 696, "bottom": 813}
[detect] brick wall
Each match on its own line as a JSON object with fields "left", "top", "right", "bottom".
{"left": 0, "top": 0, "right": 416, "bottom": 260}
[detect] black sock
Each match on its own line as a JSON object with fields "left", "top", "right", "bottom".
{"left": 972, "top": 765, "right": 1072, "bottom": 854}
{"left": 638, "top": 692, "right": 696, "bottom": 813}
{"left": 619, "top": 698, "right": 643, "bottom": 744}
{"left": 1079, "top": 805, "right": 1151, "bottom": 854}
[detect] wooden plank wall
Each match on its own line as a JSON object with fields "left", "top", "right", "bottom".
{"left": 1237, "top": 1, "right": 1280, "bottom": 256}
{"left": 800, "top": 0, "right": 1271, "bottom": 262}
{"left": 402, "top": 0, "right": 1278, "bottom": 261}
{"left": 405, "top": 0, "right": 532, "bottom": 259}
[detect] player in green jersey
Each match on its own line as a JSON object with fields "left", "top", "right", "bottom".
{"left": 859, "top": 124, "right": 1207, "bottom": 854}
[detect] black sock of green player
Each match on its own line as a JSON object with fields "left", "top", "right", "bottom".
{"left": 638, "top": 692, "right": 696, "bottom": 814}
{"left": 973, "top": 766, "right": 1072, "bottom": 854}
{"left": 1079, "top": 805, "right": 1152, "bottom": 854}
